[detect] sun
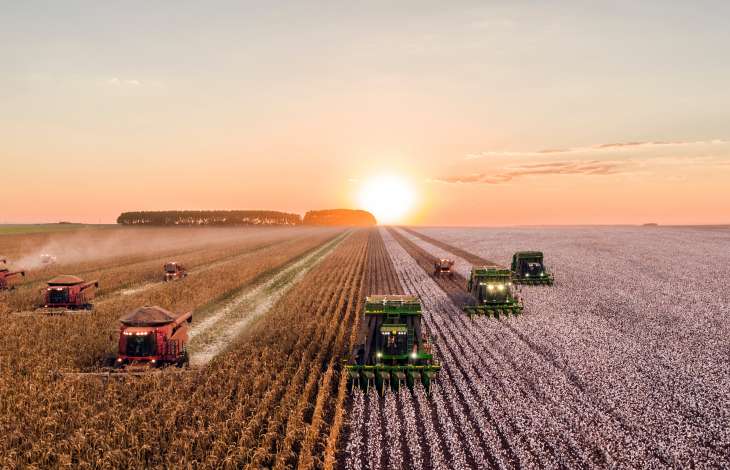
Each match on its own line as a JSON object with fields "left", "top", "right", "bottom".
{"left": 358, "top": 175, "right": 415, "bottom": 224}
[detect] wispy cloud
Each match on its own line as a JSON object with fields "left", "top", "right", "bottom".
{"left": 435, "top": 160, "right": 626, "bottom": 184}
{"left": 107, "top": 77, "right": 141, "bottom": 86}
{"left": 465, "top": 139, "right": 729, "bottom": 160}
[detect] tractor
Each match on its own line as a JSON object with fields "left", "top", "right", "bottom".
{"left": 433, "top": 258, "right": 455, "bottom": 278}
{"left": 464, "top": 266, "right": 523, "bottom": 317}
{"left": 42, "top": 275, "right": 99, "bottom": 312}
{"left": 163, "top": 262, "right": 187, "bottom": 281}
{"left": 511, "top": 251, "right": 554, "bottom": 285}
{"left": 0, "top": 268, "right": 25, "bottom": 290}
{"left": 114, "top": 306, "right": 191, "bottom": 371}
{"left": 347, "top": 295, "right": 440, "bottom": 395}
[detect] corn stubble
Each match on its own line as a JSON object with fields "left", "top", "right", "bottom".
{"left": 0, "top": 227, "right": 361, "bottom": 468}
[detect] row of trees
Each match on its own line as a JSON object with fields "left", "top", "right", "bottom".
{"left": 117, "top": 210, "right": 301, "bottom": 226}
{"left": 117, "top": 209, "right": 377, "bottom": 226}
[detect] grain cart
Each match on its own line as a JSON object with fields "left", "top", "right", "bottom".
{"left": 511, "top": 251, "right": 554, "bottom": 285}
{"left": 464, "top": 266, "right": 523, "bottom": 317}
{"left": 433, "top": 258, "right": 455, "bottom": 278}
{"left": 114, "top": 306, "right": 191, "bottom": 372}
{"left": 42, "top": 275, "right": 99, "bottom": 312}
{"left": 347, "top": 295, "right": 440, "bottom": 395}
{"left": 0, "top": 268, "right": 25, "bottom": 290}
{"left": 163, "top": 262, "right": 187, "bottom": 281}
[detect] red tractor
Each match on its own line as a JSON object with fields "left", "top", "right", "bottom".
{"left": 0, "top": 268, "right": 25, "bottom": 290}
{"left": 163, "top": 262, "right": 187, "bottom": 281}
{"left": 114, "top": 306, "right": 192, "bottom": 371}
{"left": 433, "top": 258, "right": 455, "bottom": 278}
{"left": 42, "top": 275, "right": 99, "bottom": 311}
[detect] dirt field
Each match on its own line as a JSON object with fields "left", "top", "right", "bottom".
{"left": 1, "top": 225, "right": 727, "bottom": 468}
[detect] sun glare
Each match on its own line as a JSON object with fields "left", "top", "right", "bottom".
{"left": 358, "top": 175, "right": 415, "bottom": 224}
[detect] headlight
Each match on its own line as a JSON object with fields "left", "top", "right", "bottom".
{"left": 376, "top": 352, "right": 382, "bottom": 359}
{"left": 411, "top": 352, "right": 417, "bottom": 359}
{"left": 540, "top": 272, "right": 544, "bottom": 276}
{"left": 116, "top": 357, "right": 123, "bottom": 362}
{"left": 525, "top": 273, "right": 530, "bottom": 277}
{"left": 497, "top": 284, "right": 505, "bottom": 291}
{"left": 487, "top": 284, "right": 494, "bottom": 291}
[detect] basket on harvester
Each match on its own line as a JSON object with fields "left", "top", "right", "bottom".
{"left": 511, "top": 251, "right": 554, "bottom": 285}
{"left": 346, "top": 295, "right": 440, "bottom": 395}
{"left": 463, "top": 266, "right": 524, "bottom": 317}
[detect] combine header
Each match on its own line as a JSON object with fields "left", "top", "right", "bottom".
{"left": 42, "top": 275, "right": 99, "bottom": 313}
{"left": 464, "top": 266, "right": 523, "bottom": 317}
{"left": 347, "top": 295, "right": 440, "bottom": 395}
{"left": 433, "top": 258, "right": 455, "bottom": 278}
{"left": 511, "top": 251, "right": 554, "bottom": 285}
{"left": 0, "top": 268, "right": 25, "bottom": 290}
{"left": 163, "top": 262, "right": 187, "bottom": 281}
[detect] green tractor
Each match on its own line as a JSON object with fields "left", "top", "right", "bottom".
{"left": 511, "top": 251, "right": 554, "bottom": 285}
{"left": 464, "top": 266, "right": 524, "bottom": 317}
{"left": 346, "top": 295, "right": 440, "bottom": 395}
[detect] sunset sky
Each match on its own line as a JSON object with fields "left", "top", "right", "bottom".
{"left": 3, "top": 1, "right": 730, "bottom": 225}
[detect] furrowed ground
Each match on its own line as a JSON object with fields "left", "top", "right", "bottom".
{"left": 342, "top": 225, "right": 729, "bottom": 469}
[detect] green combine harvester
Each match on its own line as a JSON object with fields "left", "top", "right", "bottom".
{"left": 464, "top": 266, "right": 524, "bottom": 317}
{"left": 347, "top": 295, "right": 440, "bottom": 395}
{"left": 511, "top": 251, "right": 554, "bottom": 285}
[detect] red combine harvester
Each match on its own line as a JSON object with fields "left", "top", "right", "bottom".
{"left": 163, "top": 262, "right": 187, "bottom": 281}
{"left": 42, "top": 275, "right": 99, "bottom": 312}
{"left": 433, "top": 258, "right": 455, "bottom": 278}
{"left": 114, "top": 306, "right": 191, "bottom": 372}
{"left": 0, "top": 268, "right": 25, "bottom": 290}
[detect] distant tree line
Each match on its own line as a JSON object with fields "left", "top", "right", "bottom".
{"left": 117, "top": 211, "right": 302, "bottom": 226}
{"left": 303, "top": 209, "right": 377, "bottom": 226}
{"left": 117, "top": 209, "right": 377, "bottom": 227}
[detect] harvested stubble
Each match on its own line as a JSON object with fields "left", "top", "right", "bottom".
{"left": 0, "top": 228, "right": 369, "bottom": 469}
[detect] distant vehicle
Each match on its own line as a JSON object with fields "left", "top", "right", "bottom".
{"left": 163, "top": 262, "right": 187, "bottom": 281}
{"left": 463, "top": 266, "right": 523, "bottom": 317}
{"left": 433, "top": 258, "right": 455, "bottom": 278}
{"left": 511, "top": 251, "right": 554, "bottom": 285}
{"left": 40, "top": 254, "right": 57, "bottom": 265}
{"left": 0, "top": 258, "right": 6, "bottom": 264}
{"left": 347, "top": 295, "right": 440, "bottom": 394}
{"left": 42, "top": 275, "right": 99, "bottom": 313}
{"left": 0, "top": 268, "right": 25, "bottom": 290}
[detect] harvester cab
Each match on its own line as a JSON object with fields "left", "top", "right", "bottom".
{"left": 347, "top": 295, "right": 440, "bottom": 395}
{"left": 433, "top": 258, "right": 455, "bottom": 278}
{"left": 115, "top": 306, "right": 192, "bottom": 371}
{"left": 464, "top": 266, "right": 523, "bottom": 317}
{"left": 0, "top": 268, "right": 25, "bottom": 290}
{"left": 511, "top": 251, "right": 554, "bottom": 285}
{"left": 42, "top": 275, "right": 99, "bottom": 312}
{"left": 163, "top": 262, "right": 187, "bottom": 281}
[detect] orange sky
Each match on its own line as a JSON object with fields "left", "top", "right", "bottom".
{"left": 3, "top": 2, "right": 730, "bottom": 225}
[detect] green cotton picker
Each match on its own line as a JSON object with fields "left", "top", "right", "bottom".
{"left": 346, "top": 295, "right": 440, "bottom": 395}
